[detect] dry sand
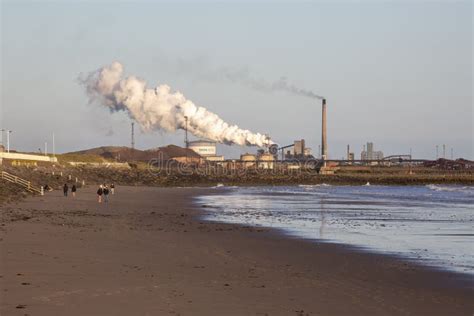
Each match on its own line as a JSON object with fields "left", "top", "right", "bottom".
{"left": 0, "top": 186, "right": 472, "bottom": 315}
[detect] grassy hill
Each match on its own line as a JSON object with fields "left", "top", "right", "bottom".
{"left": 63, "top": 145, "right": 201, "bottom": 162}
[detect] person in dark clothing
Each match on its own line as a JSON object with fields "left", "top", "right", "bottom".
{"left": 71, "top": 185, "right": 77, "bottom": 197}
{"left": 63, "top": 184, "right": 69, "bottom": 197}
{"left": 103, "top": 185, "right": 110, "bottom": 203}
{"left": 97, "top": 185, "right": 103, "bottom": 203}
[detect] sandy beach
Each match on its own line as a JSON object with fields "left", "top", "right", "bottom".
{"left": 0, "top": 186, "right": 472, "bottom": 315}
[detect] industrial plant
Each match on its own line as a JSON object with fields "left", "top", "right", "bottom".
{"left": 2, "top": 94, "right": 472, "bottom": 173}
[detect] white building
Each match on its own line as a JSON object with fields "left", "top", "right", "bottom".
{"left": 188, "top": 140, "right": 224, "bottom": 161}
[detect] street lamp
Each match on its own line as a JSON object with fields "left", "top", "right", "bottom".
{"left": 0, "top": 129, "right": 12, "bottom": 152}
{"left": 7, "top": 130, "right": 12, "bottom": 153}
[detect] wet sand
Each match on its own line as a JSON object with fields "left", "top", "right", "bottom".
{"left": 0, "top": 186, "right": 472, "bottom": 315}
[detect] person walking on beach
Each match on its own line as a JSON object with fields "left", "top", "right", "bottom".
{"left": 97, "top": 185, "right": 103, "bottom": 203}
{"left": 110, "top": 183, "right": 115, "bottom": 195}
{"left": 63, "top": 183, "right": 69, "bottom": 197}
{"left": 71, "top": 184, "right": 77, "bottom": 197}
{"left": 103, "top": 185, "right": 110, "bottom": 203}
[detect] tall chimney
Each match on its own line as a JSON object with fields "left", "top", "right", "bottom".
{"left": 321, "top": 98, "right": 328, "bottom": 160}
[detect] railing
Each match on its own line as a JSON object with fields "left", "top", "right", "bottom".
{"left": 1, "top": 171, "right": 43, "bottom": 195}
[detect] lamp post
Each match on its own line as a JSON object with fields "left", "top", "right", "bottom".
{"left": 3, "top": 130, "right": 12, "bottom": 153}
{"left": 184, "top": 116, "right": 189, "bottom": 148}
{"left": 52, "top": 133, "right": 56, "bottom": 157}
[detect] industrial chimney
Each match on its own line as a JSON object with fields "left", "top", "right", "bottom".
{"left": 321, "top": 98, "right": 328, "bottom": 160}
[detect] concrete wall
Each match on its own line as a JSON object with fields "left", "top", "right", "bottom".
{"left": 68, "top": 162, "right": 130, "bottom": 168}
{"left": 0, "top": 152, "right": 58, "bottom": 164}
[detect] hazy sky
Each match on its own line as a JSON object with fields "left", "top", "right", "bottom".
{"left": 1, "top": 0, "right": 472, "bottom": 159}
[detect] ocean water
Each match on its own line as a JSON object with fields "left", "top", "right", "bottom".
{"left": 197, "top": 184, "right": 474, "bottom": 275}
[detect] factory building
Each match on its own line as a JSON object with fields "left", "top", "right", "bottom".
{"left": 346, "top": 145, "right": 355, "bottom": 162}
{"left": 240, "top": 153, "right": 257, "bottom": 168}
{"left": 188, "top": 140, "right": 224, "bottom": 161}
{"left": 361, "top": 142, "right": 384, "bottom": 161}
{"left": 294, "top": 140, "right": 305, "bottom": 156}
{"left": 284, "top": 139, "right": 313, "bottom": 160}
{"left": 257, "top": 152, "right": 275, "bottom": 169}
{"left": 239, "top": 152, "right": 275, "bottom": 169}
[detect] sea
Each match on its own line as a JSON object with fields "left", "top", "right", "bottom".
{"left": 197, "top": 184, "right": 474, "bottom": 275}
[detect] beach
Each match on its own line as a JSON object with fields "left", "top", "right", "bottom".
{"left": 0, "top": 186, "right": 472, "bottom": 315}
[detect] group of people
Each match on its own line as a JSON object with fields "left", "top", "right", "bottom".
{"left": 97, "top": 184, "right": 115, "bottom": 203}
{"left": 62, "top": 183, "right": 77, "bottom": 197}
{"left": 55, "top": 183, "right": 116, "bottom": 203}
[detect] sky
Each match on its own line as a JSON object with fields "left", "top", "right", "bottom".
{"left": 1, "top": 0, "right": 472, "bottom": 159}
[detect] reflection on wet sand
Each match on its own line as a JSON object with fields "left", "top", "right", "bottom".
{"left": 199, "top": 185, "right": 474, "bottom": 275}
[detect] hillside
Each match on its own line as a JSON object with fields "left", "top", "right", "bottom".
{"left": 64, "top": 145, "right": 201, "bottom": 162}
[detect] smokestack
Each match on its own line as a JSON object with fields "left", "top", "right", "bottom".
{"left": 347, "top": 144, "right": 350, "bottom": 160}
{"left": 321, "top": 98, "right": 328, "bottom": 160}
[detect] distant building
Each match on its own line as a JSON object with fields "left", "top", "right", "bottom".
{"left": 285, "top": 139, "right": 314, "bottom": 160}
{"left": 294, "top": 140, "right": 305, "bottom": 156}
{"left": 188, "top": 140, "right": 224, "bottom": 161}
{"left": 257, "top": 153, "right": 275, "bottom": 169}
{"left": 0, "top": 151, "right": 57, "bottom": 166}
{"left": 361, "top": 142, "right": 384, "bottom": 160}
{"left": 240, "top": 153, "right": 257, "bottom": 168}
{"left": 346, "top": 145, "right": 354, "bottom": 161}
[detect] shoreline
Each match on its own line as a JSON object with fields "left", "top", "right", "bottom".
{"left": 2, "top": 165, "right": 473, "bottom": 191}
{"left": 1, "top": 186, "right": 472, "bottom": 315}
{"left": 194, "top": 187, "right": 474, "bottom": 281}
{"left": 195, "top": 185, "right": 474, "bottom": 277}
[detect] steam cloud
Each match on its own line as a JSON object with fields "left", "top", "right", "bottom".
{"left": 174, "top": 58, "right": 324, "bottom": 100}
{"left": 220, "top": 69, "right": 324, "bottom": 100}
{"left": 80, "top": 62, "right": 271, "bottom": 147}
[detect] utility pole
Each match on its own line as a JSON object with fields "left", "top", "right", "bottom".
{"left": 436, "top": 145, "right": 439, "bottom": 159}
{"left": 52, "top": 133, "right": 56, "bottom": 157}
{"left": 184, "top": 116, "right": 189, "bottom": 148}
{"left": 131, "top": 122, "right": 135, "bottom": 150}
{"left": 130, "top": 122, "right": 135, "bottom": 162}
{"left": 6, "top": 130, "right": 12, "bottom": 153}
{"left": 184, "top": 116, "right": 189, "bottom": 163}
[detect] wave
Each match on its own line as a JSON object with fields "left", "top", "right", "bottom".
{"left": 298, "top": 184, "right": 331, "bottom": 188}
{"left": 426, "top": 184, "right": 474, "bottom": 194}
{"left": 211, "top": 184, "right": 240, "bottom": 189}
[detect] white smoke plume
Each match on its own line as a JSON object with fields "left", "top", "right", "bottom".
{"left": 173, "top": 57, "right": 324, "bottom": 100}
{"left": 79, "top": 62, "right": 271, "bottom": 147}
{"left": 220, "top": 69, "right": 324, "bottom": 100}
